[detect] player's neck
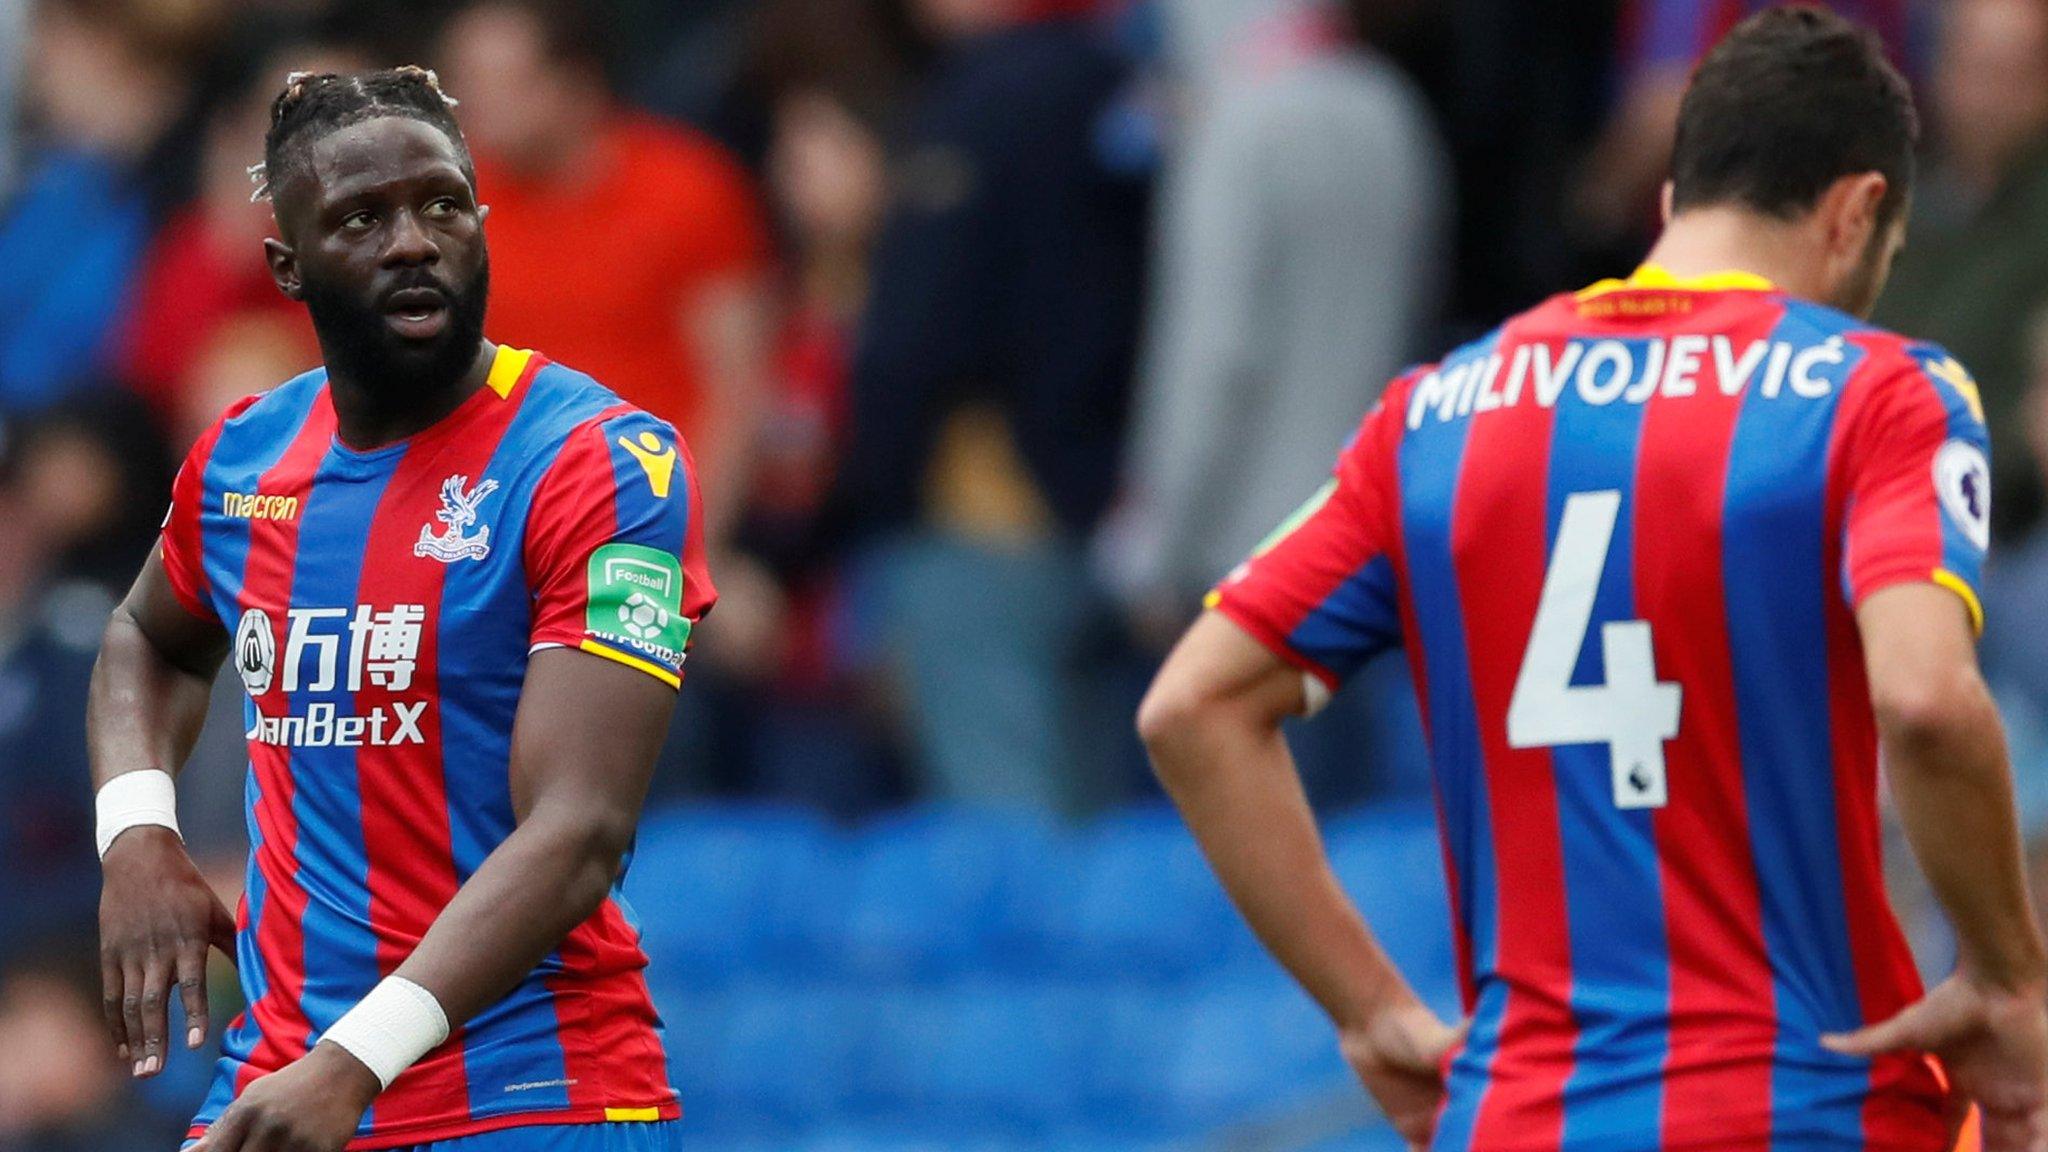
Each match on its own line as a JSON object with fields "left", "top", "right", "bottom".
{"left": 327, "top": 340, "right": 498, "bottom": 452}
{"left": 1643, "top": 207, "right": 1825, "bottom": 302}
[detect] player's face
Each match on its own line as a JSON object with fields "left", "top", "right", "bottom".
{"left": 272, "top": 116, "right": 490, "bottom": 396}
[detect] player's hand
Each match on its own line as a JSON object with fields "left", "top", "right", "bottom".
{"left": 1338, "top": 997, "right": 1468, "bottom": 1151}
{"left": 1824, "top": 974, "right": 2048, "bottom": 1152}
{"left": 97, "top": 825, "right": 235, "bottom": 1078}
{"left": 187, "top": 1041, "right": 381, "bottom": 1152}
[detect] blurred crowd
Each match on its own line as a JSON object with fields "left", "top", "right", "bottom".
{"left": 6, "top": 0, "right": 2048, "bottom": 1145}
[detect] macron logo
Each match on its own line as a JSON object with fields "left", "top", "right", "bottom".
{"left": 223, "top": 492, "right": 300, "bottom": 521}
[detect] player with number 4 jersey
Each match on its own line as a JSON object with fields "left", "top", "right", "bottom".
{"left": 1140, "top": 10, "right": 2048, "bottom": 1152}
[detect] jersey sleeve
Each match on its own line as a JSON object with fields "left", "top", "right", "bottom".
{"left": 158, "top": 404, "right": 245, "bottom": 624}
{"left": 1839, "top": 346, "right": 1991, "bottom": 633}
{"left": 524, "top": 409, "right": 717, "bottom": 688}
{"left": 1205, "top": 381, "right": 1410, "bottom": 693}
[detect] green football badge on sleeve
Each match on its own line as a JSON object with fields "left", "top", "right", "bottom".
{"left": 586, "top": 542, "right": 691, "bottom": 665}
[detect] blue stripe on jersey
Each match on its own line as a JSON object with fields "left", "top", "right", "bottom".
{"left": 287, "top": 445, "right": 397, "bottom": 1084}
{"left": 437, "top": 363, "right": 619, "bottom": 1116}
{"left": 1398, "top": 334, "right": 1496, "bottom": 1152}
{"left": 1543, "top": 338, "right": 1668, "bottom": 1148}
{"left": 195, "top": 373, "right": 325, "bottom": 1118}
{"left": 240, "top": 767, "right": 271, "bottom": 1007}
{"left": 1723, "top": 302, "right": 1870, "bottom": 1147}
{"left": 198, "top": 374, "right": 326, "bottom": 623}
{"left": 599, "top": 408, "right": 693, "bottom": 557}
{"left": 1287, "top": 554, "right": 1401, "bottom": 679}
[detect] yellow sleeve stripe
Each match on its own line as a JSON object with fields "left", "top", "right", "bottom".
{"left": 1931, "top": 569, "right": 1985, "bottom": 636}
{"left": 603, "top": 1107, "right": 664, "bottom": 1123}
{"left": 577, "top": 639, "right": 682, "bottom": 689}
{"left": 486, "top": 347, "right": 535, "bottom": 399}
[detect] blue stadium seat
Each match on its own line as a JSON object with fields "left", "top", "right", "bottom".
{"left": 804, "top": 807, "right": 1067, "bottom": 980}
{"left": 851, "top": 981, "right": 1081, "bottom": 1130}
{"left": 1323, "top": 802, "right": 1461, "bottom": 1017}
{"left": 621, "top": 803, "right": 841, "bottom": 982}
{"left": 690, "top": 981, "right": 870, "bottom": 1122}
{"left": 1053, "top": 807, "right": 1252, "bottom": 980}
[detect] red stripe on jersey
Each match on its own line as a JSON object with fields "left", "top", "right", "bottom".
{"left": 162, "top": 396, "right": 257, "bottom": 620}
{"left": 528, "top": 422, "right": 631, "bottom": 1109}
{"left": 552, "top": 901, "right": 673, "bottom": 1108}
{"left": 533, "top": 415, "right": 676, "bottom": 1108}
{"left": 1630, "top": 310, "right": 1775, "bottom": 1148}
{"left": 236, "top": 393, "right": 339, "bottom": 1094}
{"left": 1455, "top": 345, "right": 1573, "bottom": 1152}
{"left": 349, "top": 356, "right": 540, "bottom": 1120}
{"left": 523, "top": 406, "right": 635, "bottom": 659}
{"left": 1824, "top": 358, "right": 1950, "bottom": 1150}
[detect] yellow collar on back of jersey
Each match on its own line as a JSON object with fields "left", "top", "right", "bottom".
{"left": 1576, "top": 263, "right": 1777, "bottom": 300}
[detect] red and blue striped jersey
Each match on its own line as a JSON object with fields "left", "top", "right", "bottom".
{"left": 159, "top": 346, "right": 715, "bottom": 1150}
{"left": 1211, "top": 268, "right": 1990, "bottom": 1152}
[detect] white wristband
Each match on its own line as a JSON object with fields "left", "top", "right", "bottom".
{"left": 321, "top": 977, "right": 450, "bottom": 1090}
{"left": 95, "top": 769, "right": 182, "bottom": 859}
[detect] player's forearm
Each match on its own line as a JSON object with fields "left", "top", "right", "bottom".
{"left": 1882, "top": 677, "right": 2047, "bottom": 993}
{"left": 1145, "top": 705, "right": 1413, "bottom": 1030}
{"left": 388, "top": 805, "right": 633, "bottom": 1027}
{"left": 86, "top": 608, "right": 216, "bottom": 789}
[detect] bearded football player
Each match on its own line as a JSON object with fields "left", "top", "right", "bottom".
{"left": 87, "top": 68, "right": 712, "bottom": 1152}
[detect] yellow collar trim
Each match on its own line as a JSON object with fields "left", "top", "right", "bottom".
{"left": 1576, "top": 264, "right": 1776, "bottom": 300}
{"left": 485, "top": 346, "right": 535, "bottom": 399}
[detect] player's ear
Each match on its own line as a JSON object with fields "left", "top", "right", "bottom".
{"left": 1822, "top": 172, "right": 1888, "bottom": 257}
{"left": 1659, "top": 180, "right": 1675, "bottom": 225}
{"left": 264, "top": 238, "right": 303, "bottom": 302}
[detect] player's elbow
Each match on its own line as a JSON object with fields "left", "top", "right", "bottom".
{"left": 1135, "top": 676, "right": 1206, "bottom": 755}
{"left": 1871, "top": 665, "right": 1997, "bottom": 759}
{"left": 1137, "top": 668, "right": 1261, "bottom": 780}
{"left": 541, "top": 808, "right": 639, "bottom": 910}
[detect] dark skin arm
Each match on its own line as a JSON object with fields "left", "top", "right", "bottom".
{"left": 190, "top": 647, "right": 677, "bottom": 1152}
{"left": 87, "top": 551, "right": 235, "bottom": 1078}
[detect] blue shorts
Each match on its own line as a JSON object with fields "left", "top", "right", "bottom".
{"left": 397, "top": 1121, "right": 683, "bottom": 1152}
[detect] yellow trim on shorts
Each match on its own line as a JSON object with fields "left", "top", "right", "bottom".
{"left": 603, "top": 1107, "right": 663, "bottom": 1123}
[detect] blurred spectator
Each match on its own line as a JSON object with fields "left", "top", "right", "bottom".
{"left": 0, "top": 949, "right": 173, "bottom": 1152}
{"left": 16, "top": 391, "right": 173, "bottom": 587}
{"left": 1567, "top": 0, "right": 1911, "bottom": 260}
{"left": 834, "top": 0, "right": 1150, "bottom": 810}
{"left": 114, "top": 40, "right": 354, "bottom": 435}
{"left": 1982, "top": 306, "right": 2048, "bottom": 932}
{"left": 0, "top": 415, "right": 117, "bottom": 959}
{"left": 1102, "top": 0, "right": 1445, "bottom": 636}
{"left": 1875, "top": 0, "right": 2048, "bottom": 541}
{"left": 640, "top": 0, "right": 916, "bottom": 816}
{"left": 0, "top": 0, "right": 219, "bottom": 411}
{"left": 439, "top": 0, "right": 778, "bottom": 542}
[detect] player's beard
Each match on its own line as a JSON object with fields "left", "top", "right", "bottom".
{"left": 302, "top": 258, "right": 491, "bottom": 401}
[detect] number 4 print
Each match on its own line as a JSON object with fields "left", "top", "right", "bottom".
{"left": 1507, "top": 490, "right": 1682, "bottom": 810}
